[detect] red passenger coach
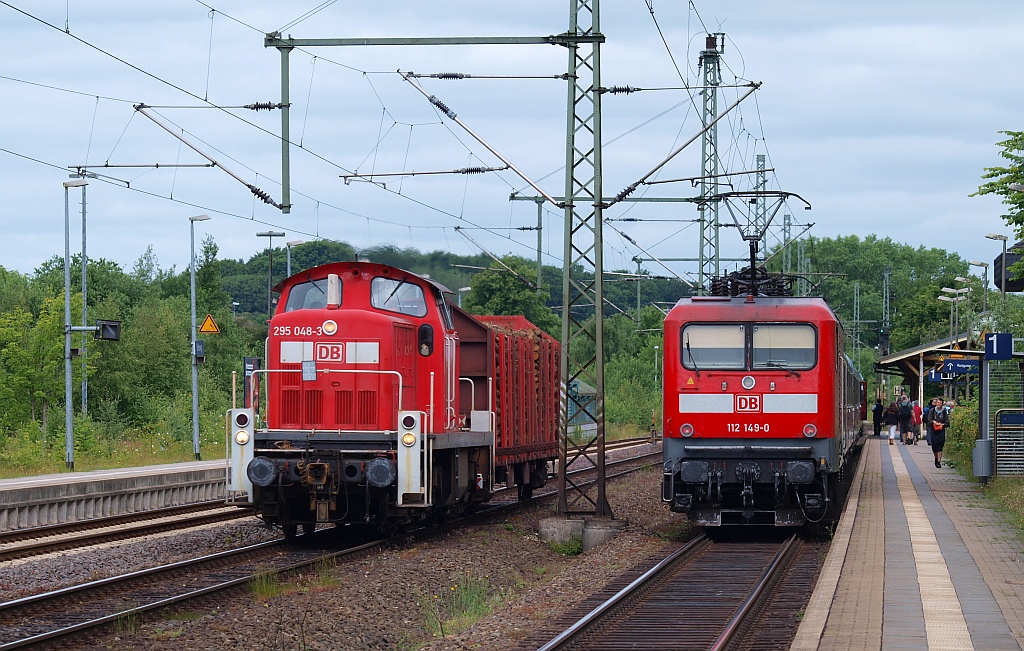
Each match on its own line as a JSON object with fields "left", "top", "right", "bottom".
{"left": 661, "top": 294, "right": 860, "bottom": 526}
{"left": 226, "top": 261, "right": 559, "bottom": 536}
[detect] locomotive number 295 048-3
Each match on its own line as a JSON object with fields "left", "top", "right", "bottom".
{"left": 273, "top": 325, "right": 323, "bottom": 336}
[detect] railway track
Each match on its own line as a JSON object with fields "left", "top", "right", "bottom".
{"left": 0, "top": 501, "right": 250, "bottom": 562}
{"left": 522, "top": 531, "right": 824, "bottom": 651}
{"left": 0, "top": 447, "right": 660, "bottom": 649}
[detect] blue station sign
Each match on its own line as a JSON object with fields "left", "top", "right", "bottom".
{"left": 943, "top": 358, "right": 979, "bottom": 375}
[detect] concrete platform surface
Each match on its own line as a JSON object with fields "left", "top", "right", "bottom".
{"left": 793, "top": 436, "right": 1024, "bottom": 650}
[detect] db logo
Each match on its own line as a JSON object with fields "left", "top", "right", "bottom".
{"left": 736, "top": 395, "right": 761, "bottom": 412}
{"left": 315, "top": 343, "right": 344, "bottom": 362}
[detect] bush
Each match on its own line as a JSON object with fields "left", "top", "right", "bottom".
{"left": 946, "top": 396, "right": 979, "bottom": 468}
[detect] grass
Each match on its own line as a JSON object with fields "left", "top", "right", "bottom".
{"left": 547, "top": 537, "right": 583, "bottom": 556}
{"left": 249, "top": 568, "right": 283, "bottom": 600}
{"left": 0, "top": 426, "right": 224, "bottom": 479}
{"left": 417, "top": 571, "right": 503, "bottom": 639}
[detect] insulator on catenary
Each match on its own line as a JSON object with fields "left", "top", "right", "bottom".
{"left": 456, "top": 167, "right": 486, "bottom": 174}
{"left": 434, "top": 72, "right": 467, "bottom": 80}
{"left": 244, "top": 102, "right": 283, "bottom": 111}
{"left": 428, "top": 95, "right": 457, "bottom": 119}
{"left": 248, "top": 185, "right": 278, "bottom": 207}
{"left": 606, "top": 86, "right": 640, "bottom": 95}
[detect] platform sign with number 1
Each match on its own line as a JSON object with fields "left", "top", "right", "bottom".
{"left": 985, "top": 333, "right": 1013, "bottom": 361}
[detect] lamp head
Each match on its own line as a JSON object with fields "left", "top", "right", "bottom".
{"left": 189, "top": 214, "right": 211, "bottom": 222}
{"left": 986, "top": 233, "right": 1008, "bottom": 242}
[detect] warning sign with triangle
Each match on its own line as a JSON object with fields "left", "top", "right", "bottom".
{"left": 198, "top": 314, "right": 220, "bottom": 334}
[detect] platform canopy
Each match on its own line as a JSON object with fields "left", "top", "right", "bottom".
{"left": 873, "top": 332, "right": 973, "bottom": 386}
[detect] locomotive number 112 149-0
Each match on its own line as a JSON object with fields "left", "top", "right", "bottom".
{"left": 273, "top": 325, "right": 323, "bottom": 337}
{"left": 726, "top": 423, "right": 771, "bottom": 433}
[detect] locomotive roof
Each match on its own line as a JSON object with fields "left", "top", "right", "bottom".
{"left": 273, "top": 260, "right": 452, "bottom": 295}
{"left": 665, "top": 294, "right": 837, "bottom": 320}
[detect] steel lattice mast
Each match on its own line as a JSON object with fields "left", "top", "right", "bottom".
{"left": 556, "top": 0, "right": 611, "bottom": 518}
{"left": 698, "top": 34, "right": 723, "bottom": 294}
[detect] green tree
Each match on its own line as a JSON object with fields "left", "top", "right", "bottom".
{"left": 974, "top": 130, "right": 1024, "bottom": 283}
{"left": 463, "top": 256, "right": 559, "bottom": 335}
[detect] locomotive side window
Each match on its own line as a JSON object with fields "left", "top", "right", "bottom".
{"left": 371, "top": 277, "right": 428, "bottom": 317}
{"left": 752, "top": 324, "right": 817, "bottom": 370}
{"left": 680, "top": 324, "right": 745, "bottom": 369}
{"left": 283, "top": 279, "right": 332, "bottom": 312}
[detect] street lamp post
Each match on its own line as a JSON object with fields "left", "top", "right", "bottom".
{"left": 285, "top": 239, "right": 305, "bottom": 277}
{"left": 938, "top": 295, "right": 955, "bottom": 344}
{"left": 63, "top": 179, "right": 87, "bottom": 469}
{"left": 78, "top": 181, "right": 88, "bottom": 416}
{"left": 986, "top": 233, "right": 1009, "bottom": 303}
{"left": 941, "top": 287, "right": 970, "bottom": 339}
{"left": 257, "top": 231, "right": 285, "bottom": 322}
{"left": 190, "top": 215, "right": 211, "bottom": 460}
{"left": 970, "top": 260, "right": 989, "bottom": 313}
{"left": 457, "top": 286, "right": 472, "bottom": 308}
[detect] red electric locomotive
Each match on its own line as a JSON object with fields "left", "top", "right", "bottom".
{"left": 661, "top": 293, "right": 861, "bottom": 526}
{"left": 226, "top": 261, "right": 559, "bottom": 536}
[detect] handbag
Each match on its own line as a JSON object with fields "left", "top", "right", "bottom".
{"left": 933, "top": 422, "right": 945, "bottom": 431}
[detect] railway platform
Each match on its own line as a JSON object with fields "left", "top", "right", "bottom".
{"left": 0, "top": 460, "right": 225, "bottom": 532}
{"left": 792, "top": 435, "right": 1024, "bottom": 650}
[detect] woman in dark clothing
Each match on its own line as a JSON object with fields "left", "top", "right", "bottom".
{"left": 882, "top": 402, "right": 900, "bottom": 445}
{"left": 924, "top": 397, "right": 950, "bottom": 467}
{"left": 871, "top": 399, "right": 884, "bottom": 436}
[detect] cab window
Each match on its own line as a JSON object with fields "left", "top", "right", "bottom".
{"left": 283, "top": 279, "right": 332, "bottom": 311}
{"left": 680, "top": 324, "right": 745, "bottom": 370}
{"left": 371, "top": 277, "right": 428, "bottom": 317}
{"left": 752, "top": 324, "right": 817, "bottom": 370}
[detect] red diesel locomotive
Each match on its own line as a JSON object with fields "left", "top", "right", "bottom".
{"left": 661, "top": 294, "right": 861, "bottom": 526}
{"left": 226, "top": 261, "right": 559, "bottom": 536}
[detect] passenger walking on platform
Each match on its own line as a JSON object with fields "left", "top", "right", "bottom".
{"left": 925, "top": 397, "right": 950, "bottom": 467}
{"left": 871, "top": 399, "right": 884, "bottom": 437}
{"left": 882, "top": 402, "right": 900, "bottom": 445}
{"left": 898, "top": 394, "right": 914, "bottom": 444}
{"left": 912, "top": 400, "right": 923, "bottom": 443}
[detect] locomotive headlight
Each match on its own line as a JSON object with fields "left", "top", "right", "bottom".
{"left": 401, "top": 432, "right": 417, "bottom": 447}
{"left": 680, "top": 423, "right": 694, "bottom": 437}
{"left": 802, "top": 424, "right": 818, "bottom": 438}
{"left": 235, "top": 429, "right": 251, "bottom": 445}
{"left": 322, "top": 320, "right": 338, "bottom": 335}
{"left": 741, "top": 375, "right": 756, "bottom": 390}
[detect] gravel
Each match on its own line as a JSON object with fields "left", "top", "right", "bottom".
{"left": 9, "top": 445, "right": 686, "bottom": 650}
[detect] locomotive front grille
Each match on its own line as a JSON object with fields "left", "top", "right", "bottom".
{"left": 335, "top": 390, "right": 354, "bottom": 426}
{"left": 357, "top": 390, "right": 377, "bottom": 427}
{"left": 282, "top": 388, "right": 302, "bottom": 424}
{"left": 305, "top": 389, "right": 323, "bottom": 424}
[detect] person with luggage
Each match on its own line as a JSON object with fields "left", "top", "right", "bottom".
{"left": 883, "top": 402, "right": 900, "bottom": 445}
{"left": 924, "top": 397, "right": 950, "bottom": 468}
{"left": 897, "top": 394, "right": 914, "bottom": 445}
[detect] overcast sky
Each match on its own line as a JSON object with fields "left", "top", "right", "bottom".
{"left": 2, "top": 1, "right": 1022, "bottom": 290}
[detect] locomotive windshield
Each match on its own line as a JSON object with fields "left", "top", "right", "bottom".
{"left": 371, "top": 277, "right": 428, "bottom": 317}
{"left": 283, "top": 278, "right": 331, "bottom": 311}
{"left": 680, "top": 323, "right": 817, "bottom": 371}
{"left": 752, "top": 324, "right": 816, "bottom": 369}
{"left": 681, "top": 324, "right": 745, "bottom": 369}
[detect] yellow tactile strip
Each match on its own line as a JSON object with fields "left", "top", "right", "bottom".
{"left": 889, "top": 445, "right": 973, "bottom": 650}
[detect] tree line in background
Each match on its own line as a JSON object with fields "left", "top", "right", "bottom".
{"left": 3, "top": 123, "right": 1023, "bottom": 466}
{"left": 0, "top": 238, "right": 690, "bottom": 465}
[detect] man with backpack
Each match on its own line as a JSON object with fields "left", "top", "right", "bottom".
{"left": 898, "top": 394, "right": 914, "bottom": 444}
